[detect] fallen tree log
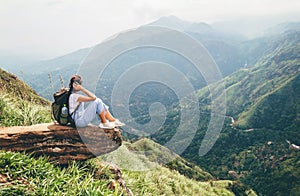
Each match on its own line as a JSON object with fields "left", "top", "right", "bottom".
{"left": 0, "top": 123, "right": 122, "bottom": 165}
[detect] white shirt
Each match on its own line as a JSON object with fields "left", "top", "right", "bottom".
{"left": 69, "top": 93, "right": 84, "bottom": 114}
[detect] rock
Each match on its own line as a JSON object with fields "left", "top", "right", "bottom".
{"left": 0, "top": 123, "right": 122, "bottom": 165}
{"left": 97, "top": 162, "right": 133, "bottom": 196}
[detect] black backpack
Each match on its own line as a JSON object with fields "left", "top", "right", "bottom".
{"left": 51, "top": 88, "right": 76, "bottom": 127}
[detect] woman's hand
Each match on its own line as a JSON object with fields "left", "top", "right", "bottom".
{"left": 73, "top": 82, "right": 96, "bottom": 102}
{"left": 73, "top": 82, "right": 83, "bottom": 91}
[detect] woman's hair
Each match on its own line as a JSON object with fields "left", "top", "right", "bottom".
{"left": 69, "top": 74, "right": 82, "bottom": 92}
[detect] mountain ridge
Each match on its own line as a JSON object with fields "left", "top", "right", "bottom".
{"left": 148, "top": 15, "right": 213, "bottom": 34}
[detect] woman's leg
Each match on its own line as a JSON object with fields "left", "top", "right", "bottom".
{"left": 105, "top": 110, "right": 115, "bottom": 122}
{"left": 100, "top": 105, "right": 125, "bottom": 126}
{"left": 99, "top": 106, "right": 115, "bottom": 122}
{"left": 99, "top": 111, "right": 107, "bottom": 123}
{"left": 75, "top": 98, "right": 106, "bottom": 127}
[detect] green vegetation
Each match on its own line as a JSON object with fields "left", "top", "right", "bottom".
{"left": 237, "top": 74, "right": 300, "bottom": 130}
{"left": 190, "top": 31, "right": 300, "bottom": 195}
{"left": 0, "top": 69, "right": 51, "bottom": 127}
{"left": 0, "top": 151, "right": 124, "bottom": 195}
{"left": 0, "top": 69, "right": 48, "bottom": 105}
{"left": 123, "top": 167, "right": 245, "bottom": 196}
{"left": 0, "top": 68, "right": 255, "bottom": 195}
{"left": 188, "top": 121, "right": 300, "bottom": 196}
{"left": 100, "top": 139, "right": 256, "bottom": 196}
{"left": 147, "top": 30, "right": 300, "bottom": 195}
{"left": 0, "top": 142, "right": 257, "bottom": 196}
{"left": 0, "top": 94, "right": 51, "bottom": 127}
{"left": 102, "top": 138, "right": 213, "bottom": 181}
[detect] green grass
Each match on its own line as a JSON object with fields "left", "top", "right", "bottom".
{"left": 123, "top": 167, "right": 243, "bottom": 196}
{"left": 0, "top": 68, "right": 52, "bottom": 127}
{"left": 0, "top": 151, "right": 123, "bottom": 196}
{"left": 100, "top": 139, "right": 256, "bottom": 196}
{"left": 0, "top": 150, "right": 257, "bottom": 196}
{"left": 0, "top": 93, "right": 52, "bottom": 127}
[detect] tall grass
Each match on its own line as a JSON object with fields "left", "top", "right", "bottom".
{"left": 0, "top": 151, "right": 122, "bottom": 195}
{"left": 0, "top": 146, "right": 257, "bottom": 196}
{"left": 122, "top": 167, "right": 240, "bottom": 196}
{"left": 101, "top": 141, "right": 257, "bottom": 196}
{"left": 0, "top": 94, "right": 51, "bottom": 127}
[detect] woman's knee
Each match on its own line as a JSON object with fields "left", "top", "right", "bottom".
{"left": 89, "top": 98, "right": 102, "bottom": 107}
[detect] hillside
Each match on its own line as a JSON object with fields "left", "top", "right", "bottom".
{"left": 0, "top": 69, "right": 48, "bottom": 105}
{"left": 100, "top": 138, "right": 256, "bottom": 195}
{"left": 204, "top": 29, "right": 300, "bottom": 131}
{"left": 0, "top": 139, "right": 257, "bottom": 196}
{"left": 183, "top": 29, "right": 300, "bottom": 195}
{"left": 0, "top": 69, "right": 51, "bottom": 127}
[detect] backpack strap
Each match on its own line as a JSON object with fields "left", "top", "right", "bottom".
{"left": 67, "top": 90, "right": 80, "bottom": 128}
{"left": 69, "top": 101, "right": 81, "bottom": 128}
{"left": 70, "top": 102, "right": 81, "bottom": 116}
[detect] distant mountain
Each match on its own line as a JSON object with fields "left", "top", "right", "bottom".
{"left": 22, "top": 48, "right": 90, "bottom": 74}
{"left": 239, "top": 22, "right": 300, "bottom": 67}
{"left": 264, "top": 22, "right": 300, "bottom": 36}
{"left": 149, "top": 15, "right": 213, "bottom": 34}
{"left": 149, "top": 15, "right": 245, "bottom": 76}
{"left": 102, "top": 21, "right": 300, "bottom": 195}
{"left": 18, "top": 48, "right": 90, "bottom": 100}
{"left": 22, "top": 16, "right": 246, "bottom": 99}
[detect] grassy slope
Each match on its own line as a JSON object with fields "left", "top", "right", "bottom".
{"left": 0, "top": 139, "right": 258, "bottom": 196}
{"left": 0, "top": 68, "right": 51, "bottom": 127}
{"left": 237, "top": 74, "right": 300, "bottom": 130}
{"left": 101, "top": 138, "right": 256, "bottom": 196}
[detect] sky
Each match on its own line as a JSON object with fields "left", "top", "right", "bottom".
{"left": 1, "top": 0, "right": 300, "bottom": 61}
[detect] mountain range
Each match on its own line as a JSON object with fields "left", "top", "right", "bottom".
{"left": 1, "top": 15, "right": 300, "bottom": 195}
{"left": 11, "top": 16, "right": 249, "bottom": 100}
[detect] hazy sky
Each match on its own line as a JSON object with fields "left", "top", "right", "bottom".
{"left": 1, "top": 0, "right": 300, "bottom": 60}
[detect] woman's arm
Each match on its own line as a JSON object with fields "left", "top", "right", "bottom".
{"left": 73, "top": 83, "right": 96, "bottom": 102}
